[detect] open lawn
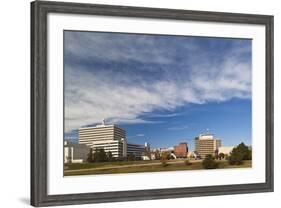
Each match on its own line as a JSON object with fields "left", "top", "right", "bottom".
{"left": 64, "top": 160, "right": 252, "bottom": 176}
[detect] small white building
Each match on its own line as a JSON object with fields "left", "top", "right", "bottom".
{"left": 187, "top": 151, "right": 200, "bottom": 160}
{"left": 141, "top": 156, "right": 150, "bottom": 160}
{"left": 218, "top": 146, "right": 234, "bottom": 155}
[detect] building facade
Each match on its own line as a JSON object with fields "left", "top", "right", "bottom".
{"left": 64, "top": 141, "right": 90, "bottom": 163}
{"left": 174, "top": 142, "right": 188, "bottom": 158}
{"left": 194, "top": 134, "right": 221, "bottom": 159}
{"left": 79, "top": 124, "right": 126, "bottom": 147}
{"left": 78, "top": 121, "right": 145, "bottom": 159}
{"left": 127, "top": 143, "right": 145, "bottom": 159}
{"left": 218, "top": 146, "right": 234, "bottom": 156}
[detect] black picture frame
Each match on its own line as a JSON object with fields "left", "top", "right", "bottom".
{"left": 31, "top": 0, "right": 274, "bottom": 207}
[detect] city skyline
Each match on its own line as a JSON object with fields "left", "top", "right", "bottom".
{"left": 64, "top": 31, "right": 252, "bottom": 151}
{"left": 65, "top": 98, "right": 251, "bottom": 151}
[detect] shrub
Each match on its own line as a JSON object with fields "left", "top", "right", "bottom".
{"left": 202, "top": 154, "right": 218, "bottom": 169}
{"left": 161, "top": 151, "right": 171, "bottom": 160}
{"left": 228, "top": 151, "right": 243, "bottom": 165}
{"left": 218, "top": 153, "right": 225, "bottom": 160}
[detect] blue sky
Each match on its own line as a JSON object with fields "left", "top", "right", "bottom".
{"left": 64, "top": 31, "right": 252, "bottom": 151}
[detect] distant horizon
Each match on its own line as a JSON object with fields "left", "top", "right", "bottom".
{"left": 64, "top": 31, "right": 252, "bottom": 152}
{"left": 64, "top": 100, "right": 252, "bottom": 151}
{"left": 64, "top": 135, "right": 251, "bottom": 152}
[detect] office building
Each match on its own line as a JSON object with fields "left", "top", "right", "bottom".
{"left": 174, "top": 142, "right": 188, "bottom": 158}
{"left": 127, "top": 143, "right": 145, "bottom": 158}
{"left": 194, "top": 133, "right": 221, "bottom": 158}
{"left": 79, "top": 120, "right": 126, "bottom": 146}
{"left": 78, "top": 120, "right": 145, "bottom": 159}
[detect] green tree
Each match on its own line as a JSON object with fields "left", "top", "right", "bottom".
{"left": 202, "top": 154, "right": 218, "bottom": 169}
{"left": 228, "top": 150, "right": 243, "bottom": 165}
{"left": 236, "top": 143, "right": 252, "bottom": 160}
{"left": 244, "top": 148, "right": 252, "bottom": 160}
{"left": 93, "top": 148, "right": 108, "bottom": 162}
{"left": 228, "top": 143, "right": 252, "bottom": 165}
{"left": 107, "top": 151, "right": 114, "bottom": 162}
{"left": 161, "top": 151, "right": 171, "bottom": 160}
{"left": 218, "top": 153, "right": 225, "bottom": 160}
{"left": 214, "top": 149, "right": 219, "bottom": 160}
{"left": 87, "top": 148, "right": 94, "bottom": 163}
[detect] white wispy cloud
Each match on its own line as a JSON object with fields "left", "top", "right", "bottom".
{"left": 64, "top": 32, "right": 251, "bottom": 133}
{"left": 65, "top": 32, "right": 194, "bottom": 65}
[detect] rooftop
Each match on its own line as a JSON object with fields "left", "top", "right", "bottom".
{"left": 79, "top": 119, "right": 123, "bottom": 130}
{"left": 196, "top": 133, "right": 215, "bottom": 140}
{"left": 79, "top": 124, "right": 115, "bottom": 130}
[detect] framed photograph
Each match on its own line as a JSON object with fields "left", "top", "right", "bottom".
{"left": 31, "top": 0, "right": 274, "bottom": 207}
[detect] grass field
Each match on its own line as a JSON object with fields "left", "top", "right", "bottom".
{"left": 64, "top": 160, "right": 252, "bottom": 176}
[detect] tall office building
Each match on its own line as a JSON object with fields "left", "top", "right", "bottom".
{"left": 194, "top": 134, "right": 221, "bottom": 158}
{"left": 78, "top": 120, "right": 145, "bottom": 159}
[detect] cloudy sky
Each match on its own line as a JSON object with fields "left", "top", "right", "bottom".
{"left": 64, "top": 31, "right": 252, "bottom": 150}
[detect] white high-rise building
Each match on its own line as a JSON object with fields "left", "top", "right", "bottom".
{"left": 78, "top": 120, "right": 145, "bottom": 159}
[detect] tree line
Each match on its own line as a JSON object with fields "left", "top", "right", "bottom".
{"left": 87, "top": 148, "right": 141, "bottom": 163}
{"left": 202, "top": 142, "right": 252, "bottom": 169}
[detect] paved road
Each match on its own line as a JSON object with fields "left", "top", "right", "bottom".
{"left": 65, "top": 160, "right": 202, "bottom": 173}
